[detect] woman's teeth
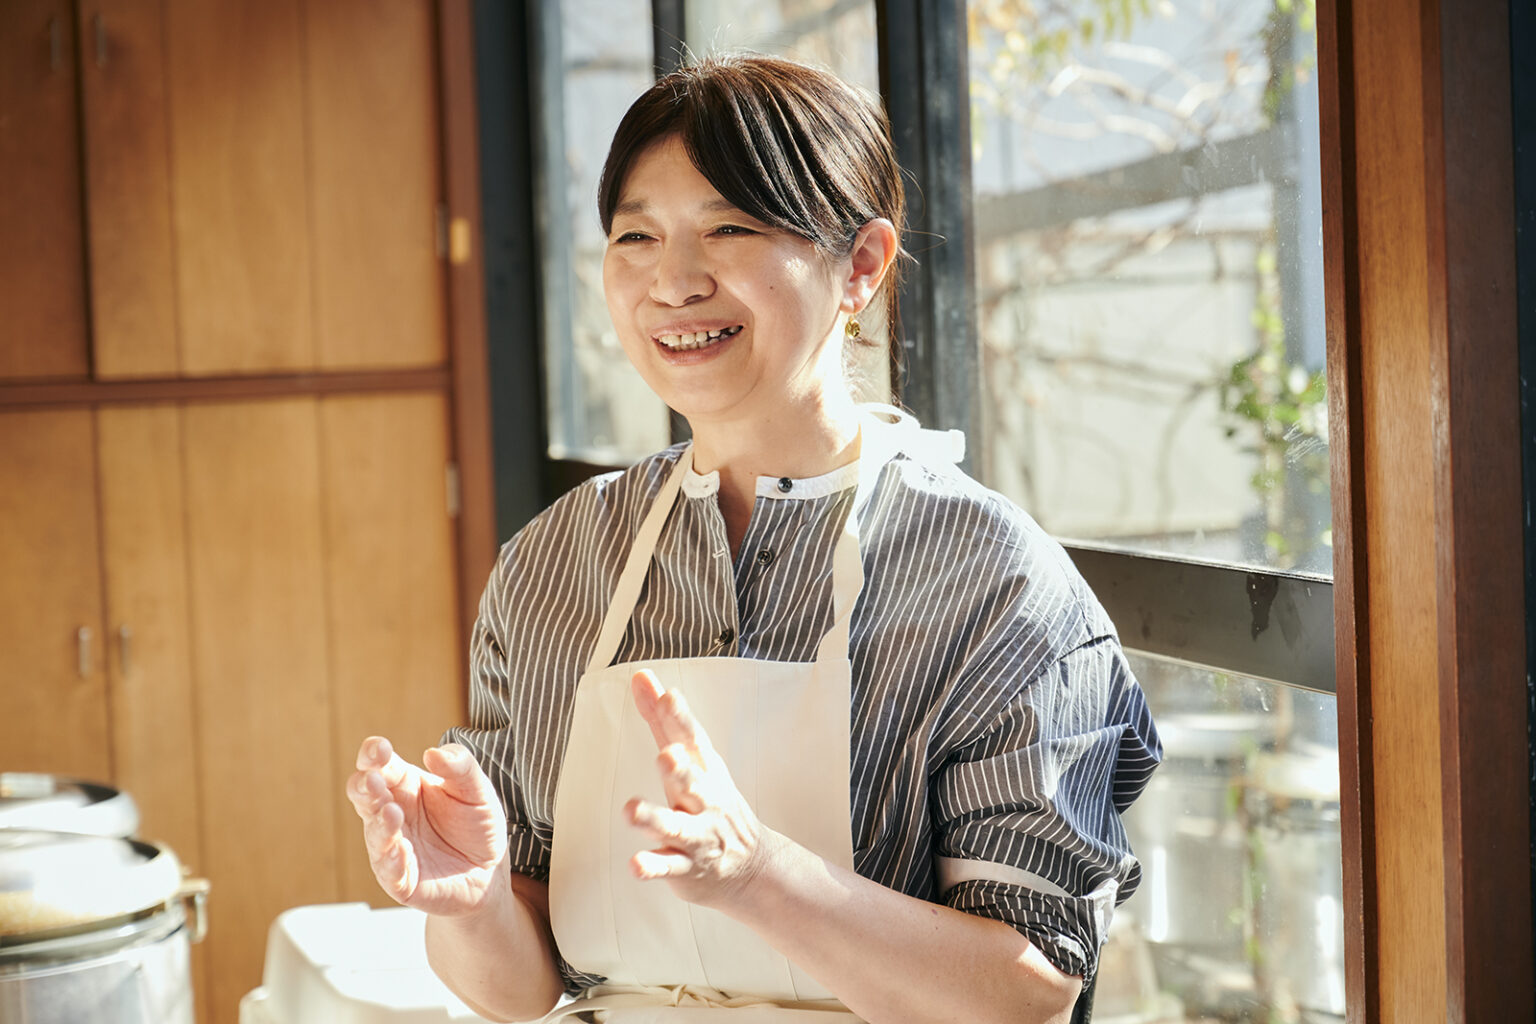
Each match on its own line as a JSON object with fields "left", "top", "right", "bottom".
{"left": 657, "top": 325, "right": 742, "bottom": 350}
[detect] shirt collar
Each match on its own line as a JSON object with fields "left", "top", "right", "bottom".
{"left": 680, "top": 459, "right": 861, "bottom": 501}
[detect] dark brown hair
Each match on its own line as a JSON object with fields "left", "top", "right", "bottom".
{"left": 598, "top": 54, "right": 907, "bottom": 373}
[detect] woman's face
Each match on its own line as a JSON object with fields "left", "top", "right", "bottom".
{"left": 602, "top": 136, "right": 852, "bottom": 428}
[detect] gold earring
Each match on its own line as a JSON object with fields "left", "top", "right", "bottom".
{"left": 844, "top": 317, "right": 862, "bottom": 340}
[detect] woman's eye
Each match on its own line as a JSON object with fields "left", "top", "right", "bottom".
{"left": 714, "top": 224, "right": 755, "bottom": 236}
{"left": 613, "top": 231, "right": 650, "bottom": 243}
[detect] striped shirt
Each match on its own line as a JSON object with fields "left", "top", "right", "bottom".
{"left": 445, "top": 442, "right": 1161, "bottom": 985}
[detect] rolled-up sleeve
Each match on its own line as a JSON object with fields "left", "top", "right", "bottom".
{"left": 933, "top": 636, "right": 1161, "bottom": 977}
{"left": 441, "top": 542, "right": 554, "bottom": 881}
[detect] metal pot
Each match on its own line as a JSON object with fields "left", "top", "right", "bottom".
{"left": 0, "top": 830, "right": 208, "bottom": 1023}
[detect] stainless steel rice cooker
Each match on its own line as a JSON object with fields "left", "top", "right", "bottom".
{"left": 0, "top": 773, "right": 140, "bottom": 838}
{"left": 0, "top": 830, "right": 209, "bottom": 1023}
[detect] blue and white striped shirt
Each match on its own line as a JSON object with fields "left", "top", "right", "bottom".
{"left": 446, "top": 442, "right": 1161, "bottom": 983}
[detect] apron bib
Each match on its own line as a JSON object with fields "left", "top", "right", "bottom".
{"left": 544, "top": 409, "right": 961, "bottom": 1022}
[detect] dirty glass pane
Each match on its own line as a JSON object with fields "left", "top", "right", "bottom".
{"left": 1100, "top": 651, "right": 1345, "bottom": 1022}
{"left": 967, "top": 0, "right": 1330, "bottom": 574}
{"left": 539, "top": 0, "right": 670, "bottom": 463}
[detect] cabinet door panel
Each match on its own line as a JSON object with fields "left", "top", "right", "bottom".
{"left": 320, "top": 392, "right": 464, "bottom": 904}
{"left": 0, "top": 411, "right": 109, "bottom": 777}
{"left": 94, "top": 404, "right": 207, "bottom": 1024}
{"left": 181, "top": 398, "right": 334, "bottom": 1020}
{"left": 79, "top": 1, "right": 180, "bottom": 379}
{"left": 308, "top": 0, "right": 446, "bottom": 370}
{"left": 166, "top": 0, "right": 313, "bottom": 374}
{"left": 0, "top": 3, "right": 90, "bottom": 380}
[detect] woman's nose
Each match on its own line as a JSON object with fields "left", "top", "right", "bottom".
{"left": 648, "top": 239, "right": 713, "bottom": 306}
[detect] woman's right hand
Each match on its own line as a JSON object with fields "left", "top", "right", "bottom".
{"left": 346, "top": 737, "right": 510, "bottom": 917}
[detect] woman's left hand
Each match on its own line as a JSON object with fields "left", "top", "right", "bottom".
{"left": 625, "top": 668, "right": 783, "bottom": 909}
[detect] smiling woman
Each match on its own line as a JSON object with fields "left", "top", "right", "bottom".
{"left": 347, "top": 54, "right": 1160, "bottom": 1024}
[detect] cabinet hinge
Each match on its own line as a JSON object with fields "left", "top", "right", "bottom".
{"left": 445, "top": 462, "right": 461, "bottom": 519}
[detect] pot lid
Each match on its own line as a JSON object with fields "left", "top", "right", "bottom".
{"left": 0, "top": 774, "right": 139, "bottom": 838}
{"left": 0, "top": 831, "right": 182, "bottom": 940}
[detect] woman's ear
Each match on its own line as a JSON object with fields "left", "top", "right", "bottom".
{"left": 841, "top": 218, "right": 900, "bottom": 314}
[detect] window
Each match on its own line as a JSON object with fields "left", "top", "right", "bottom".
{"left": 519, "top": 2, "right": 1343, "bottom": 1018}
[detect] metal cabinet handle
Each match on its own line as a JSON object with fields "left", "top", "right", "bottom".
{"left": 77, "top": 627, "right": 93, "bottom": 677}
{"left": 118, "top": 625, "right": 133, "bottom": 676}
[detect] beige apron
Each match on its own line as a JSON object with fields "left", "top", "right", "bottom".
{"left": 544, "top": 409, "right": 961, "bottom": 1023}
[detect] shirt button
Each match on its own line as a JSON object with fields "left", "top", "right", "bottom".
{"left": 777, "top": 477, "right": 793, "bottom": 493}
{"left": 755, "top": 548, "right": 775, "bottom": 567}
{"left": 716, "top": 627, "right": 735, "bottom": 646}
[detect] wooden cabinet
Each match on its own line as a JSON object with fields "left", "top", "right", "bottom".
{"left": 0, "top": 4, "right": 91, "bottom": 379}
{"left": 303, "top": 0, "right": 447, "bottom": 371}
{"left": 76, "top": 0, "right": 182, "bottom": 377}
{"left": 1, "top": 395, "right": 465, "bottom": 1023}
{"left": 0, "top": 412, "right": 110, "bottom": 775}
{"left": 0, "top": 2, "right": 488, "bottom": 1021}
{"left": 3, "top": 0, "right": 446, "bottom": 382}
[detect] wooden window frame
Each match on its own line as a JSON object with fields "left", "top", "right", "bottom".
{"left": 1320, "top": 0, "right": 1534, "bottom": 1018}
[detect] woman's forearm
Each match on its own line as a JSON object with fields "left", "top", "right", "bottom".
{"left": 423, "top": 857, "right": 565, "bottom": 1023}
{"left": 727, "top": 833, "right": 1082, "bottom": 1024}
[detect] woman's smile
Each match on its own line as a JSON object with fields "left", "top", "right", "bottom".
{"left": 652, "top": 322, "right": 745, "bottom": 354}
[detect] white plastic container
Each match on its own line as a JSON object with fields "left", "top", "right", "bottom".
{"left": 239, "top": 903, "right": 491, "bottom": 1023}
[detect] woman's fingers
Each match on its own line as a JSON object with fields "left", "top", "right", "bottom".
{"left": 657, "top": 689, "right": 716, "bottom": 761}
{"left": 362, "top": 801, "right": 403, "bottom": 850}
{"left": 356, "top": 735, "right": 393, "bottom": 771}
{"left": 657, "top": 743, "right": 706, "bottom": 813}
{"left": 366, "top": 825, "right": 416, "bottom": 902}
{"left": 632, "top": 848, "right": 694, "bottom": 880}
{"left": 630, "top": 671, "right": 717, "bottom": 762}
{"left": 421, "top": 743, "right": 495, "bottom": 805}
{"left": 358, "top": 736, "right": 412, "bottom": 790}
{"left": 631, "top": 670, "right": 671, "bottom": 750}
{"left": 627, "top": 798, "right": 700, "bottom": 851}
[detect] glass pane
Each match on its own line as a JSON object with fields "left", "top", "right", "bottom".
{"left": 684, "top": 1, "right": 880, "bottom": 93}
{"left": 966, "top": 0, "right": 1330, "bottom": 574}
{"left": 539, "top": 0, "right": 670, "bottom": 462}
{"left": 1100, "top": 651, "right": 1344, "bottom": 1022}
{"left": 684, "top": 1, "right": 891, "bottom": 405}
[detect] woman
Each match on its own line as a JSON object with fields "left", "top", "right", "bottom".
{"left": 347, "top": 55, "right": 1159, "bottom": 1024}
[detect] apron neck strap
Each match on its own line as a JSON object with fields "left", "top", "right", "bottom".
{"left": 813, "top": 411, "right": 899, "bottom": 662}
{"left": 585, "top": 448, "right": 695, "bottom": 675}
{"left": 816, "top": 406, "right": 964, "bottom": 659}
